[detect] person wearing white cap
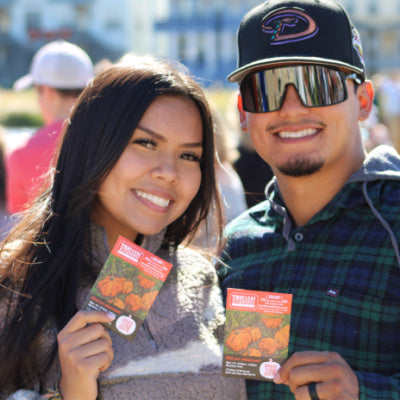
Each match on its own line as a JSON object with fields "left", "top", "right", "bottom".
{"left": 5, "top": 40, "right": 94, "bottom": 214}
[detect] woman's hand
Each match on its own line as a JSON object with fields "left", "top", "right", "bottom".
{"left": 57, "top": 310, "right": 115, "bottom": 400}
{"left": 274, "top": 351, "right": 359, "bottom": 399}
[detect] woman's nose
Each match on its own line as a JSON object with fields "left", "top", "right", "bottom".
{"left": 150, "top": 156, "right": 178, "bottom": 184}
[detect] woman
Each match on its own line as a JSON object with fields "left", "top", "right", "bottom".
{"left": 0, "top": 60, "right": 246, "bottom": 399}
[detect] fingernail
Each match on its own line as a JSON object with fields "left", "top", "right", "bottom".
{"left": 106, "top": 311, "right": 116, "bottom": 321}
{"left": 273, "top": 371, "right": 281, "bottom": 383}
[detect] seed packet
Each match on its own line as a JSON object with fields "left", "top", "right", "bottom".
{"left": 223, "top": 288, "right": 292, "bottom": 381}
{"left": 83, "top": 236, "right": 172, "bottom": 341}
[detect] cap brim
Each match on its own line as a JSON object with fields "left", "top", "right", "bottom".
{"left": 228, "top": 57, "right": 365, "bottom": 83}
{"left": 13, "top": 74, "right": 34, "bottom": 91}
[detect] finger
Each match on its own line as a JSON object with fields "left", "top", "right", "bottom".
{"left": 279, "top": 355, "right": 358, "bottom": 399}
{"left": 77, "top": 323, "right": 113, "bottom": 347}
{"left": 99, "top": 341, "right": 114, "bottom": 372}
{"left": 58, "top": 321, "right": 111, "bottom": 350}
{"left": 276, "top": 351, "right": 337, "bottom": 384}
{"left": 102, "top": 327, "right": 113, "bottom": 347}
{"left": 295, "top": 380, "right": 357, "bottom": 400}
{"left": 60, "top": 310, "right": 114, "bottom": 335}
{"left": 68, "top": 336, "right": 112, "bottom": 360}
{"left": 63, "top": 348, "right": 114, "bottom": 379}
{"left": 293, "top": 382, "right": 321, "bottom": 400}
{"left": 81, "top": 350, "right": 114, "bottom": 375}
{"left": 288, "top": 363, "right": 329, "bottom": 393}
{"left": 288, "top": 355, "right": 354, "bottom": 393}
{"left": 60, "top": 336, "right": 114, "bottom": 374}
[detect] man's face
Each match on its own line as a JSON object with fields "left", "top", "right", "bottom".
{"left": 240, "top": 76, "right": 372, "bottom": 181}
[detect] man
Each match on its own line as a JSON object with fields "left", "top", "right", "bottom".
{"left": 218, "top": 0, "right": 400, "bottom": 399}
{"left": 6, "top": 40, "right": 94, "bottom": 213}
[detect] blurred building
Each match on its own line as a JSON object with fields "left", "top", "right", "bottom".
{"left": 154, "top": 0, "right": 261, "bottom": 85}
{"left": 155, "top": 0, "right": 400, "bottom": 84}
{"left": 0, "top": 0, "right": 167, "bottom": 87}
{"left": 340, "top": 0, "right": 400, "bottom": 74}
{"left": 0, "top": 0, "right": 399, "bottom": 88}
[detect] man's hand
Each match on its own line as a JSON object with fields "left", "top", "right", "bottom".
{"left": 273, "top": 351, "right": 359, "bottom": 399}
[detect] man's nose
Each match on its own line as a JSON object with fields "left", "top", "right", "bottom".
{"left": 279, "top": 84, "right": 307, "bottom": 113}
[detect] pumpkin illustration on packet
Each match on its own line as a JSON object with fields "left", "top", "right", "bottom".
{"left": 222, "top": 288, "right": 292, "bottom": 381}
{"left": 83, "top": 236, "right": 172, "bottom": 341}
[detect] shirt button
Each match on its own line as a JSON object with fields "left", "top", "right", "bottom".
{"left": 294, "top": 232, "right": 303, "bottom": 242}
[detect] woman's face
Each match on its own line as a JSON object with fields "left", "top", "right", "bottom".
{"left": 92, "top": 95, "right": 204, "bottom": 249}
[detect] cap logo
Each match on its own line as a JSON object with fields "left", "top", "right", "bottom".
{"left": 352, "top": 27, "right": 365, "bottom": 67}
{"left": 261, "top": 9, "right": 319, "bottom": 45}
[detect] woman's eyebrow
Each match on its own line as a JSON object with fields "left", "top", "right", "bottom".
{"left": 137, "top": 125, "right": 165, "bottom": 141}
{"left": 137, "top": 125, "right": 203, "bottom": 148}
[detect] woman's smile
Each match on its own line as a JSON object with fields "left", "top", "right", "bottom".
{"left": 133, "top": 188, "right": 173, "bottom": 210}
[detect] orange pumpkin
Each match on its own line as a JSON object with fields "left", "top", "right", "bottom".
{"left": 125, "top": 293, "right": 142, "bottom": 312}
{"left": 109, "top": 297, "right": 125, "bottom": 310}
{"left": 138, "top": 275, "right": 156, "bottom": 289}
{"left": 97, "top": 275, "right": 124, "bottom": 297}
{"left": 259, "top": 337, "right": 277, "bottom": 354}
{"left": 121, "top": 278, "right": 134, "bottom": 294}
{"left": 248, "top": 348, "right": 262, "bottom": 357}
{"left": 140, "top": 290, "right": 158, "bottom": 311}
{"left": 262, "top": 317, "right": 282, "bottom": 329}
{"left": 226, "top": 329, "right": 252, "bottom": 352}
{"left": 245, "top": 326, "right": 262, "bottom": 342}
{"left": 274, "top": 325, "right": 290, "bottom": 350}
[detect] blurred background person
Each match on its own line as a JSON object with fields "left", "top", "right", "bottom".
{"left": 0, "top": 127, "right": 13, "bottom": 238}
{"left": 193, "top": 106, "right": 247, "bottom": 252}
{"left": 362, "top": 122, "right": 393, "bottom": 152}
{"left": 213, "top": 107, "right": 247, "bottom": 224}
{"left": 360, "top": 72, "right": 394, "bottom": 153}
{"left": 5, "top": 40, "right": 94, "bottom": 214}
{"left": 234, "top": 132, "right": 275, "bottom": 208}
{"left": 376, "top": 70, "right": 400, "bottom": 154}
{"left": 224, "top": 92, "right": 274, "bottom": 208}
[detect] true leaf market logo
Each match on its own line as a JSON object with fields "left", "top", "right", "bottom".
{"left": 117, "top": 242, "right": 143, "bottom": 264}
{"left": 230, "top": 292, "right": 258, "bottom": 309}
{"left": 261, "top": 9, "right": 319, "bottom": 45}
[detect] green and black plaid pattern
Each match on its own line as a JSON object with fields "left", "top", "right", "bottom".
{"left": 219, "top": 179, "right": 400, "bottom": 400}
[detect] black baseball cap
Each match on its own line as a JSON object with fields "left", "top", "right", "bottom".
{"left": 228, "top": 0, "right": 365, "bottom": 83}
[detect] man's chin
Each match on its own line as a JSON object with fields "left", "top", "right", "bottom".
{"left": 277, "top": 158, "right": 324, "bottom": 177}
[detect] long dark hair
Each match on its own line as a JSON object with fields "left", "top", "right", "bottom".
{"left": 0, "top": 60, "right": 222, "bottom": 391}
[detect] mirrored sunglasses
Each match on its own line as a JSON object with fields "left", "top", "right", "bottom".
{"left": 240, "top": 65, "right": 362, "bottom": 113}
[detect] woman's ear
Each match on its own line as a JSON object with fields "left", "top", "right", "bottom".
{"left": 357, "top": 80, "right": 375, "bottom": 122}
{"left": 237, "top": 93, "right": 248, "bottom": 132}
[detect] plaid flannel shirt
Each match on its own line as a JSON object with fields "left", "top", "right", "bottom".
{"left": 219, "top": 154, "right": 400, "bottom": 399}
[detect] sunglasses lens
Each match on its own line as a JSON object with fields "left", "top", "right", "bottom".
{"left": 240, "top": 65, "right": 349, "bottom": 113}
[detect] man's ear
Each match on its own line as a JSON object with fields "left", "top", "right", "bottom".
{"left": 237, "top": 93, "right": 248, "bottom": 132}
{"left": 357, "top": 80, "right": 375, "bottom": 122}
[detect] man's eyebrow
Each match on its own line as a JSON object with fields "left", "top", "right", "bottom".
{"left": 137, "top": 125, "right": 203, "bottom": 148}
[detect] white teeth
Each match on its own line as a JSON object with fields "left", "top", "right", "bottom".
{"left": 278, "top": 128, "right": 318, "bottom": 138}
{"left": 135, "top": 190, "right": 170, "bottom": 208}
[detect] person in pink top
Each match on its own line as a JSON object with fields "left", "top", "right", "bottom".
{"left": 6, "top": 40, "right": 94, "bottom": 213}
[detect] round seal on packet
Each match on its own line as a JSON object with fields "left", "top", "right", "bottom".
{"left": 259, "top": 358, "right": 280, "bottom": 379}
{"left": 116, "top": 314, "right": 136, "bottom": 335}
